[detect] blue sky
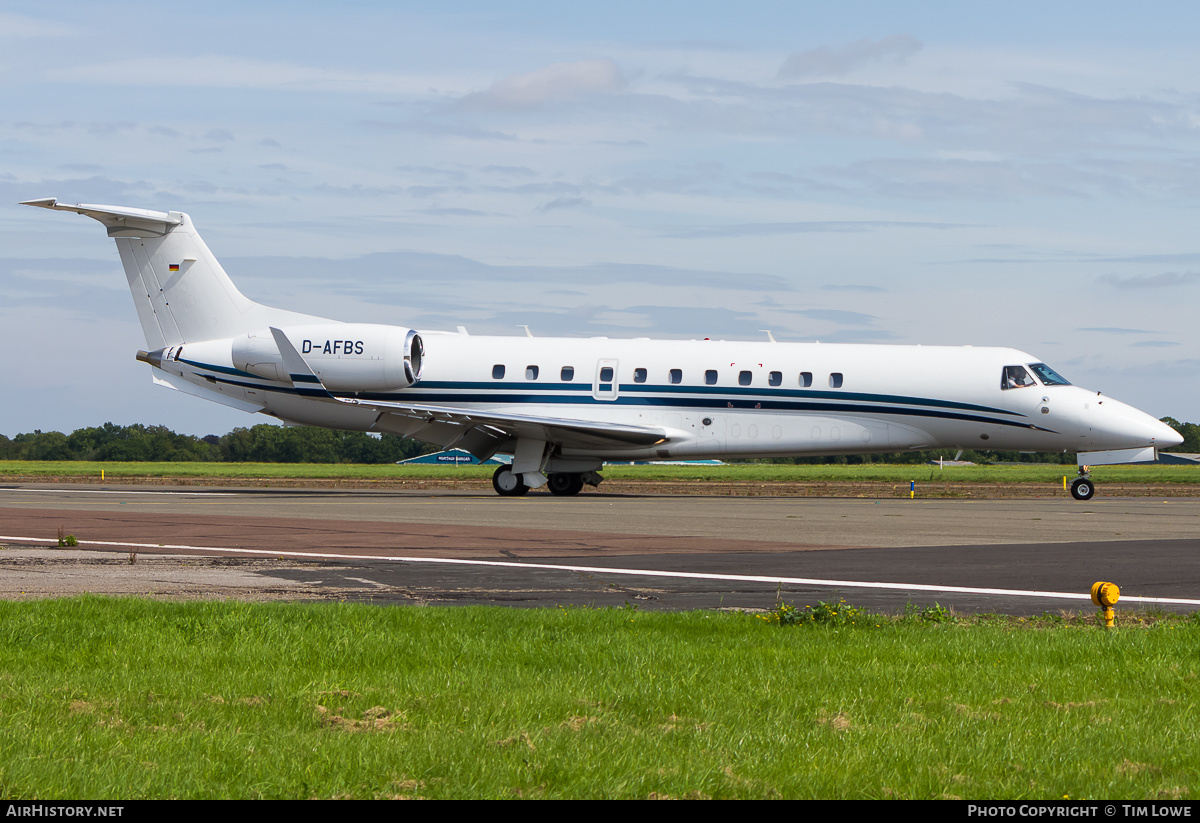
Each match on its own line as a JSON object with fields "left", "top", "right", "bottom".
{"left": 4, "top": 2, "right": 1200, "bottom": 436}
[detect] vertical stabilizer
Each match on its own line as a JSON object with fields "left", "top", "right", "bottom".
{"left": 114, "top": 211, "right": 257, "bottom": 348}
{"left": 21, "top": 198, "right": 327, "bottom": 348}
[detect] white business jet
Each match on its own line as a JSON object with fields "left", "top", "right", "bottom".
{"left": 23, "top": 198, "right": 1182, "bottom": 500}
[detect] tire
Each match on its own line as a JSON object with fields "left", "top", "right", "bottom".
{"left": 492, "top": 465, "right": 529, "bottom": 497}
{"left": 1070, "top": 478, "right": 1095, "bottom": 501}
{"left": 547, "top": 473, "right": 585, "bottom": 496}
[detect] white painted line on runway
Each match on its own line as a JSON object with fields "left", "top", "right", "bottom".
{"left": 3, "top": 534, "right": 1199, "bottom": 607}
{"left": 0, "top": 489, "right": 236, "bottom": 496}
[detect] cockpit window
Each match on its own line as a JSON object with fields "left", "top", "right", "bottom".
{"left": 1001, "top": 365, "right": 1036, "bottom": 390}
{"left": 1028, "top": 363, "right": 1071, "bottom": 386}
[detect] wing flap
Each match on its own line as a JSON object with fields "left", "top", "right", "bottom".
{"left": 365, "top": 398, "right": 668, "bottom": 451}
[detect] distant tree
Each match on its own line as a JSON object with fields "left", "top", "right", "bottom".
{"left": 216, "top": 424, "right": 433, "bottom": 463}
{"left": 23, "top": 431, "right": 72, "bottom": 461}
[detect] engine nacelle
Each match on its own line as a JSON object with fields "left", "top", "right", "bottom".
{"left": 231, "top": 323, "right": 424, "bottom": 391}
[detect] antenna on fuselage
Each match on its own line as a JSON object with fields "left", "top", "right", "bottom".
{"left": 759, "top": 330, "right": 777, "bottom": 343}
{"left": 518, "top": 325, "right": 533, "bottom": 337}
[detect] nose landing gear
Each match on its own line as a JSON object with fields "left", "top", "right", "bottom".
{"left": 1070, "top": 465, "right": 1095, "bottom": 501}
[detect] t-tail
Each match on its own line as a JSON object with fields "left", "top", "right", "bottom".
{"left": 22, "top": 198, "right": 425, "bottom": 419}
{"left": 20, "top": 198, "right": 324, "bottom": 348}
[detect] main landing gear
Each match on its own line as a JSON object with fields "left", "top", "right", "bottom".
{"left": 1070, "top": 465, "right": 1095, "bottom": 501}
{"left": 547, "top": 472, "right": 585, "bottom": 496}
{"left": 491, "top": 466, "right": 587, "bottom": 497}
{"left": 492, "top": 465, "right": 530, "bottom": 497}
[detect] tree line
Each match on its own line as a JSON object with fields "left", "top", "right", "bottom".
{"left": 0, "top": 423, "right": 432, "bottom": 464}
{"left": 1, "top": 419, "right": 1196, "bottom": 465}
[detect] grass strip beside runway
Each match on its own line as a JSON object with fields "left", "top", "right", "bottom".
{"left": 3, "top": 460, "right": 1199, "bottom": 485}
{"left": 1, "top": 597, "right": 1197, "bottom": 799}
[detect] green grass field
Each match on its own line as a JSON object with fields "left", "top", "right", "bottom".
{"left": 2, "top": 459, "right": 1198, "bottom": 485}
{"left": 1, "top": 597, "right": 1196, "bottom": 799}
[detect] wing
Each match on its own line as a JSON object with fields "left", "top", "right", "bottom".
{"left": 268, "top": 327, "right": 669, "bottom": 457}
{"left": 353, "top": 398, "right": 668, "bottom": 451}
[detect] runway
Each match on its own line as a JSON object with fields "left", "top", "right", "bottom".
{"left": 2, "top": 483, "right": 1199, "bottom": 614}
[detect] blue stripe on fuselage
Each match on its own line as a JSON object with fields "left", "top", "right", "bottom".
{"left": 180, "top": 362, "right": 1052, "bottom": 432}
{"left": 407, "top": 380, "right": 1022, "bottom": 417}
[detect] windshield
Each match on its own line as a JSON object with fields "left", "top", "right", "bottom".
{"left": 1028, "top": 363, "right": 1071, "bottom": 386}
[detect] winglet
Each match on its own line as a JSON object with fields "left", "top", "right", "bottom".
{"left": 269, "top": 326, "right": 343, "bottom": 401}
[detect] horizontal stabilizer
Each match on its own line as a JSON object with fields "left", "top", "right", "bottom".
{"left": 21, "top": 198, "right": 182, "bottom": 237}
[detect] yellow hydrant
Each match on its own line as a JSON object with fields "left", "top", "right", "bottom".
{"left": 1091, "top": 581, "right": 1120, "bottom": 628}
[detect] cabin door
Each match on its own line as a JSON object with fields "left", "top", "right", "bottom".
{"left": 592, "top": 359, "right": 619, "bottom": 401}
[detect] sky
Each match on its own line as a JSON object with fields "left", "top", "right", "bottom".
{"left": 4, "top": 1, "right": 1200, "bottom": 436}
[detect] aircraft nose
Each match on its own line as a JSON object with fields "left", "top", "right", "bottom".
{"left": 1157, "top": 419, "right": 1185, "bottom": 448}
{"left": 1077, "top": 393, "right": 1183, "bottom": 450}
{"left": 1109, "top": 401, "right": 1182, "bottom": 449}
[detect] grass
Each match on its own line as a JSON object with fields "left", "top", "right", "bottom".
{"left": 2, "top": 460, "right": 1198, "bottom": 485}
{"left": 0, "top": 597, "right": 1197, "bottom": 799}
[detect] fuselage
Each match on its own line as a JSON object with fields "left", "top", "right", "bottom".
{"left": 167, "top": 329, "right": 1181, "bottom": 461}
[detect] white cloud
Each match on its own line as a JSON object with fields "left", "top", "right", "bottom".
{"left": 1098, "top": 271, "right": 1200, "bottom": 289}
{"left": 778, "top": 35, "right": 923, "bottom": 80}
{"left": 44, "top": 55, "right": 460, "bottom": 95}
{"left": 537, "top": 196, "right": 590, "bottom": 212}
{"left": 0, "top": 13, "right": 75, "bottom": 38}
{"left": 457, "top": 59, "right": 626, "bottom": 110}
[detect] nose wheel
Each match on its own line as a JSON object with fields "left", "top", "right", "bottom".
{"left": 1070, "top": 474, "right": 1095, "bottom": 501}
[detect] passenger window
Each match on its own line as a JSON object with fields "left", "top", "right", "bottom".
{"left": 634, "top": 368, "right": 647, "bottom": 383}
{"left": 561, "top": 366, "right": 574, "bottom": 381}
{"left": 525, "top": 365, "right": 539, "bottom": 380}
{"left": 1002, "top": 365, "right": 1035, "bottom": 390}
{"left": 669, "top": 368, "right": 682, "bottom": 384}
{"left": 829, "top": 373, "right": 843, "bottom": 388}
{"left": 600, "top": 366, "right": 614, "bottom": 382}
{"left": 705, "top": 370, "right": 718, "bottom": 385}
{"left": 739, "top": 371, "right": 752, "bottom": 386}
{"left": 492, "top": 365, "right": 505, "bottom": 379}
{"left": 768, "top": 371, "right": 782, "bottom": 387}
{"left": 800, "top": 372, "right": 812, "bottom": 387}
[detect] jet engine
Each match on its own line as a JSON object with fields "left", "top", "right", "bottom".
{"left": 230, "top": 323, "right": 424, "bottom": 390}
